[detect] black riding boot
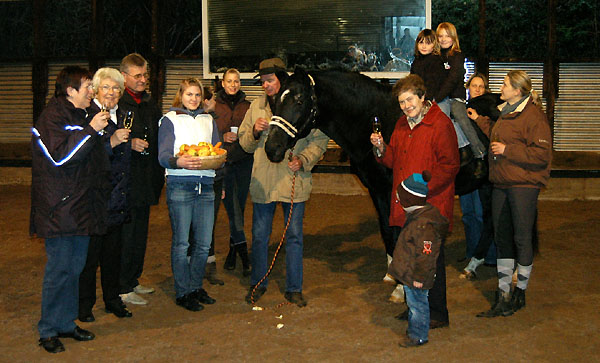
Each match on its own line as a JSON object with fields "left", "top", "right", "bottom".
{"left": 510, "top": 287, "right": 526, "bottom": 312}
{"left": 476, "top": 289, "right": 513, "bottom": 318}
{"left": 236, "top": 242, "right": 251, "bottom": 277}
{"left": 223, "top": 238, "right": 236, "bottom": 270}
{"left": 205, "top": 261, "right": 224, "bottom": 285}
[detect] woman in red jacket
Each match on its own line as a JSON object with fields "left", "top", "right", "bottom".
{"left": 371, "top": 74, "right": 460, "bottom": 328}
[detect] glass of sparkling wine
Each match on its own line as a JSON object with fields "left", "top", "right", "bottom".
{"left": 491, "top": 132, "right": 499, "bottom": 160}
{"left": 124, "top": 111, "right": 134, "bottom": 130}
{"left": 372, "top": 116, "right": 382, "bottom": 156}
{"left": 99, "top": 103, "right": 107, "bottom": 135}
{"left": 372, "top": 116, "right": 381, "bottom": 135}
{"left": 140, "top": 125, "right": 149, "bottom": 155}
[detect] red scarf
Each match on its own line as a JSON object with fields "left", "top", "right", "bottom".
{"left": 125, "top": 87, "right": 143, "bottom": 104}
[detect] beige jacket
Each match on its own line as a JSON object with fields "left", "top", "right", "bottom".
{"left": 239, "top": 94, "right": 329, "bottom": 203}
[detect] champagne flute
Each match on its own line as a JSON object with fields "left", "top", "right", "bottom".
{"left": 124, "top": 111, "right": 134, "bottom": 130}
{"left": 372, "top": 116, "right": 382, "bottom": 157}
{"left": 372, "top": 116, "right": 381, "bottom": 134}
{"left": 491, "top": 131, "right": 500, "bottom": 160}
{"left": 98, "top": 103, "right": 107, "bottom": 135}
{"left": 140, "top": 125, "right": 149, "bottom": 155}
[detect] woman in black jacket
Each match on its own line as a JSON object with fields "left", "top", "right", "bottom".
{"left": 32, "top": 66, "right": 110, "bottom": 353}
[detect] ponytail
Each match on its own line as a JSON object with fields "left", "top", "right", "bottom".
{"left": 530, "top": 90, "right": 542, "bottom": 108}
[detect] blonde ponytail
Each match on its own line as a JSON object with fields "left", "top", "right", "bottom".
{"left": 530, "top": 89, "right": 542, "bottom": 108}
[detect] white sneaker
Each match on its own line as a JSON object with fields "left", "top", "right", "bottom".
{"left": 133, "top": 284, "right": 155, "bottom": 294}
{"left": 120, "top": 292, "right": 148, "bottom": 305}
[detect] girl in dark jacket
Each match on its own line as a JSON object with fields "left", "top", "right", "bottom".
{"left": 436, "top": 22, "right": 487, "bottom": 160}
{"left": 410, "top": 29, "right": 444, "bottom": 102}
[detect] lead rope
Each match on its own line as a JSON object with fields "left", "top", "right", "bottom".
{"left": 250, "top": 148, "right": 297, "bottom": 308}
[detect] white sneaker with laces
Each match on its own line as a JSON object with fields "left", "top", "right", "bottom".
{"left": 120, "top": 292, "right": 148, "bottom": 305}
{"left": 134, "top": 284, "right": 155, "bottom": 294}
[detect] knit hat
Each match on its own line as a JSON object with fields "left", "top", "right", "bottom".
{"left": 396, "top": 170, "right": 432, "bottom": 208}
{"left": 255, "top": 57, "right": 286, "bottom": 78}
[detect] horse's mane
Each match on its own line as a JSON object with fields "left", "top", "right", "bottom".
{"left": 310, "top": 70, "right": 393, "bottom": 111}
{"left": 306, "top": 69, "right": 401, "bottom": 146}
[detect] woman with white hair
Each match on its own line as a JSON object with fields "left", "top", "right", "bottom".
{"left": 78, "top": 67, "right": 133, "bottom": 322}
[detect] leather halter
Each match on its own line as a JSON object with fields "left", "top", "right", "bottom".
{"left": 269, "top": 74, "right": 318, "bottom": 138}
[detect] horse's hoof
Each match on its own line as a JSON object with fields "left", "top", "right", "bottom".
{"left": 383, "top": 273, "right": 396, "bottom": 285}
{"left": 389, "top": 285, "right": 405, "bottom": 303}
{"left": 460, "top": 271, "right": 477, "bottom": 280}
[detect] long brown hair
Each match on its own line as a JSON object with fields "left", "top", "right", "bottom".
{"left": 414, "top": 29, "right": 440, "bottom": 57}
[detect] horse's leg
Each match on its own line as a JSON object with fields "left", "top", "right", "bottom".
{"left": 350, "top": 157, "right": 406, "bottom": 303}
{"left": 350, "top": 158, "right": 395, "bottom": 255}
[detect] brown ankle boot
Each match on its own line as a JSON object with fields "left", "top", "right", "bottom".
{"left": 204, "top": 261, "right": 224, "bottom": 285}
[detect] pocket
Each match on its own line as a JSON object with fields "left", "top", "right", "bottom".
{"left": 166, "top": 181, "right": 197, "bottom": 203}
{"left": 49, "top": 194, "right": 71, "bottom": 218}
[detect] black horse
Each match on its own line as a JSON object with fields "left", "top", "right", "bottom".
{"left": 265, "top": 68, "right": 402, "bottom": 256}
{"left": 265, "top": 68, "right": 492, "bottom": 256}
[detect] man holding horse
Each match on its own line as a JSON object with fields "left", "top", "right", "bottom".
{"left": 238, "top": 58, "right": 329, "bottom": 307}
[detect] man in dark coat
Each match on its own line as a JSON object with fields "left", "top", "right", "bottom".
{"left": 118, "top": 53, "right": 165, "bottom": 305}
{"left": 31, "top": 66, "right": 111, "bottom": 353}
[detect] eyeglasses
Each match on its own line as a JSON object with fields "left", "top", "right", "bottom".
{"left": 124, "top": 72, "right": 150, "bottom": 81}
{"left": 100, "top": 85, "right": 121, "bottom": 93}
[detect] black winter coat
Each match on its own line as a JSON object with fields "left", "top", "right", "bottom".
{"left": 118, "top": 90, "right": 164, "bottom": 206}
{"left": 436, "top": 49, "right": 466, "bottom": 102}
{"left": 466, "top": 93, "right": 502, "bottom": 122}
{"left": 30, "top": 96, "right": 111, "bottom": 238}
{"left": 87, "top": 103, "right": 131, "bottom": 227}
{"left": 410, "top": 53, "right": 445, "bottom": 102}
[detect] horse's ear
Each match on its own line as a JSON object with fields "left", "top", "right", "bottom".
{"left": 294, "top": 66, "right": 307, "bottom": 77}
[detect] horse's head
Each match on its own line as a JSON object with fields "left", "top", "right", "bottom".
{"left": 265, "top": 67, "right": 318, "bottom": 163}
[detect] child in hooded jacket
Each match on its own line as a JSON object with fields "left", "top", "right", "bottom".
{"left": 388, "top": 170, "right": 449, "bottom": 348}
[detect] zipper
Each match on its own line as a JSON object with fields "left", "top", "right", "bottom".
{"left": 49, "top": 195, "right": 71, "bottom": 218}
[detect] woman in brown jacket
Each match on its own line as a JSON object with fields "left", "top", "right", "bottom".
{"left": 213, "top": 68, "right": 253, "bottom": 276}
{"left": 470, "top": 70, "right": 552, "bottom": 318}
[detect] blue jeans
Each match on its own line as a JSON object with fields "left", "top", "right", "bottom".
{"left": 167, "top": 179, "right": 214, "bottom": 298}
{"left": 437, "top": 97, "right": 452, "bottom": 118}
{"left": 439, "top": 98, "right": 469, "bottom": 146}
{"left": 461, "top": 189, "right": 496, "bottom": 262}
{"left": 38, "top": 235, "right": 90, "bottom": 338}
{"left": 460, "top": 190, "right": 484, "bottom": 259}
{"left": 250, "top": 201, "right": 305, "bottom": 292}
{"left": 403, "top": 285, "right": 430, "bottom": 342}
{"left": 223, "top": 157, "right": 253, "bottom": 245}
{"left": 451, "top": 99, "right": 487, "bottom": 157}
